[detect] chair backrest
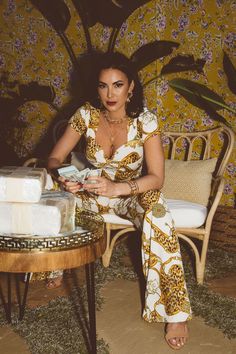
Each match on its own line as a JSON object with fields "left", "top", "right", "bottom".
{"left": 162, "top": 125, "right": 235, "bottom": 179}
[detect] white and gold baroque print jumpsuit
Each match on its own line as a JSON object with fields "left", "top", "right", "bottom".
{"left": 70, "top": 103, "right": 192, "bottom": 323}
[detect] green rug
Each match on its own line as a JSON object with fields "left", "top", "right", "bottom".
{"left": 0, "top": 240, "right": 236, "bottom": 354}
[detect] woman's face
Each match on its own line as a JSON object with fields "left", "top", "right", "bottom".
{"left": 98, "top": 68, "right": 134, "bottom": 114}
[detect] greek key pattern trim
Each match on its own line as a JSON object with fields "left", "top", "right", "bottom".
{"left": 0, "top": 209, "right": 104, "bottom": 252}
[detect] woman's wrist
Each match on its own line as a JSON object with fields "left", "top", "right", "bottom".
{"left": 114, "top": 181, "right": 138, "bottom": 196}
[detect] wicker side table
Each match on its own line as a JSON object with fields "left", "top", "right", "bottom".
{"left": 0, "top": 209, "right": 105, "bottom": 354}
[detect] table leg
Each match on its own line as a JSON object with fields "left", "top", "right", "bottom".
{"left": 7, "top": 273, "right": 12, "bottom": 323}
{"left": 85, "top": 262, "right": 97, "bottom": 354}
{"left": 18, "top": 272, "right": 31, "bottom": 321}
{"left": 2, "top": 273, "right": 30, "bottom": 323}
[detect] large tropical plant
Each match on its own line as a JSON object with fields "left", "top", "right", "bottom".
{"left": 29, "top": 0, "right": 235, "bottom": 130}
{"left": 0, "top": 73, "right": 56, "bottom": 165}
{"left": 2, "top": 0, "right": 235, "bottom": 164}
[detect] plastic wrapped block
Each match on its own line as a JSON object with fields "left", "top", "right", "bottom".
{"left": 0, "top": 191, "right": 76, "bottom": 236}
{"left": 0, "top": 166, "right": 47, "bottom": 203}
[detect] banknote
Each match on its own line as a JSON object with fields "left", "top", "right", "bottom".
{"left": 57, "top": 165, "right": 90, "bottom": 183}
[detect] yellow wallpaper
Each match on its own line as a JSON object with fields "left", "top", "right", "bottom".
{"left": 0, "top": 0, "right": 235, "bottom": 205}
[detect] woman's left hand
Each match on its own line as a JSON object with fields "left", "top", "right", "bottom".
{"left": 83, "top": 176, "right": 118, "bottom": 197}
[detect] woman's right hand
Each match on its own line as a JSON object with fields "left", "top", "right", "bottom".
{"left": 58, "top": 176, "right": 83, "bottom": 194}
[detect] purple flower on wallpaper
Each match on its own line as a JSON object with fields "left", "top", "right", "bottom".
{"left": 224, "top": 32, "right": 236, "bottom": 49}
{"left": 76, "top": 21, "right": 82, "bottom": 31}
{"left": 156, "top": 99, "right": 162, "bottom": 107}
{"left": 14, "top": 38, "right": 23, "bottom": 51}
{"left": 161, "top": 116, "right": 167, "bottom": 121}
{"left": 182, "top": 139, "right": 189, "bottom": 148}
{"left": 162, "top": 136, "right": 170, "bottom": 146}
{"left": 216, "top": 0, "right": 223, "bottom": 7}
{"left": 174, "top": 93, "right": 181, "bottom": 102}
{"left": 53, "top": 76, "right": 63, "bottom": 88}
{"left": 171, "top": 30, "right": 179, "bottom": 39}
{"left": 141, "top": 23, "right": 147, "bottom": 32}
{"left": 101, "top": 28, "right": 110, "bottom": 44}
{"left": 228, "top": 101, "right": 236, "bottom": 111}
{"left": 120, "top": 23, "right": 128, "bottom": 38}
{"left": 219, "top": 132, "right": 224, "bottom": 142}
{"left": 183, "top": 119, "right": 196, "bottom": 132}
{"left": 226, "top": 163, "right": 236, "bottom": 177}
{"left": 3, "top": 0, "right": 16, "bottom": 16}
{"left": 192, "top": 73, "right": 200, "bottom": 81}
{"left": 176, "top": 147, "right": 182, "bottom": 154}
{"left": 189, "top": 5, "right": 198, "bottom": 13}
{"left": 224, "top": 183, "right": 233, "bottom": 195}
{"left": 15, "top": 60, "right": 23, "bottom": 74}
{"left": 48, "top": 38, "right": 56, "bottom": 51}
{"left": 138, "top": 12, "right": 145, "bottom": 21}
{"left": 53, "top": 96, "right": 62, "bottom": 106}
{"left": 28, "top": 31, "right": 37, "bottom": 45}
{"left": 0, "top": 54, "right": 5, "bottom": 68}
{"left": 18, "top": 112, "right": 27, "bottom": 123}
{"left": 157, "top": 80, "right": 169, "bottom": 96}
{"left": 178, "top": 14, "right": 189, "bottom": 32}
{"left": 157, "top": 15, "right": 166, "bottom": 31}
{"left": 127, "top": 31, "right": 135, "bottom": 40}
{"left": 201, "top": 48, "right": 213, "bottom": 63}
{"left": 152, "top": 107, "right": 157, "bottom": 115}
{"left": 202, "top": 116, "right": 213, "bottom": 126}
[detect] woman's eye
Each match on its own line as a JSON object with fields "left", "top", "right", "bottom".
{"left": 98, "top": 83, "right": 106, "bottom": 89}
{"left": 114, "top": 83, "right": 123, "bottom": 88}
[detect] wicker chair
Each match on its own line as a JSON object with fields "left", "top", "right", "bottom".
{"left": 24, "top": 124, "right": 234, "bottom": 284}
{"left": 101, "top": 125, "right": 234, "bottom": 284}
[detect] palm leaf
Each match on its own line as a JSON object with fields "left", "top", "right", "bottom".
{"left": 19, "top": 83, "right": 56, "bottom": 104}
{"left": 169, "top": 78, "right": 236, "bottom": 113}
{"left": 161, "top": 55, "right": 205, "bottom": 75}
{"left": 72, "top": 0, "right": 150, "bottom": 28}
{"left": 223, "top": 51, "right": 236, "bottom": 95}
{"left": 131, "top": 41, "right": 180, "bottom": 71}
{"left": 197, "top": 95, "right": 232, "bottom": 128}
{"left": 30, "top": 0, "right": 71, "bottom": 33}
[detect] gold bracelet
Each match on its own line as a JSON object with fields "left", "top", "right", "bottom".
{"left": 125, "top": 180, "right": 139, "bottom": 196}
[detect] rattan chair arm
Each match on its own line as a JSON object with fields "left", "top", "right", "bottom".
{"left": 205, "top": 176, "right": 225, "bottom": 231}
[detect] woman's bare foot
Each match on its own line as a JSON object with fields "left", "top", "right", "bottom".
{"left": 45, "top": 275, "right": 63, "bottom": 289}
{"left": 165, "top": 322, "right": 188, "bottom": 350}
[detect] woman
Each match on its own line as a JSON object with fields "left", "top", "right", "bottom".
{"left": 48, "top": 52, "right": 191, "bottom": 350}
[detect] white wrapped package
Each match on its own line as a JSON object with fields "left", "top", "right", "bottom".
{"left": 0, "top": 191, "right": 76, "bottom": 236}
{"left": 0, "top": 166, "right": 47, "bottom": 203}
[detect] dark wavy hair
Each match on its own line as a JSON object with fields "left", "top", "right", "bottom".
{"left": 89, "top": 52, "right": 144, "bottom": 118}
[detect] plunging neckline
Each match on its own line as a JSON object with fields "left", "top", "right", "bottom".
{"left": 94, "top": 115, "right": 133, "bottom": 160}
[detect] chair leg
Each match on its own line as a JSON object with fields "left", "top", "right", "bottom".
{"left": 102, "top": 225, "right": 112, "bottom": 268}
{"left": 196, "top": 233, "right": 210, "bottom": 285}
{"left": 102, "top": 224, "right": 136, "bottom": 267}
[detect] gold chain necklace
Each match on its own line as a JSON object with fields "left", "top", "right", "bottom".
{"left": 103, "top": 110, "right": 127, "bottom": 124}
{"left": 102, "top": 111, "right": 128, "bottom": 157}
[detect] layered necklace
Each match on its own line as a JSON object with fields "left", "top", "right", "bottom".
{"left": 103, "top": 110, "right": 128, "bottom": 157}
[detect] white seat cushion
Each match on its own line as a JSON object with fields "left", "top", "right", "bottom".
{"left": 167, "top": 199, "right": 207, "bottom": 228}
{"left": 102, "top": 199, "right": 207, "bottom": 229}
{"left": 102, "top": 213, "right": 134, "bottom": 226}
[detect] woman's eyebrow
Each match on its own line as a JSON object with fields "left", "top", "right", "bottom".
{"left": 98, "top": 80, "right": 124, "bottom": 85}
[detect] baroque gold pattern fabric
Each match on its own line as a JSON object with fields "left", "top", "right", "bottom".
{"left": 69, "top": 103, "right": 192, "bottom": 323}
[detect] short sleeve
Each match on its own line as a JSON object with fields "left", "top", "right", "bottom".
{"left": 68, "top": 104, "right": 89, "bottom": 135}
{"left": 139, "top": 109, "right": 161, "bottom": 142}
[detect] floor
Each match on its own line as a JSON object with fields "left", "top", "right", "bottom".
{"left": 0, "top": 263, "right": 236, "bottom": 353}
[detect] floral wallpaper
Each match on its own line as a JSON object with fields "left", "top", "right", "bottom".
{"left": 0, "top": 0, "right": 235, "bottom": 206}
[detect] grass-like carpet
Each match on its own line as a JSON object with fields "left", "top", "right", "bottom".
{"left": 0, "top": 239, "right": 236, "bottom": 354}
